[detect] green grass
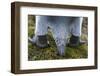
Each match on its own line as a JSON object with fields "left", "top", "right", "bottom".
{"left": 28, "top": 15, "right": 88, "bottom": 61}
